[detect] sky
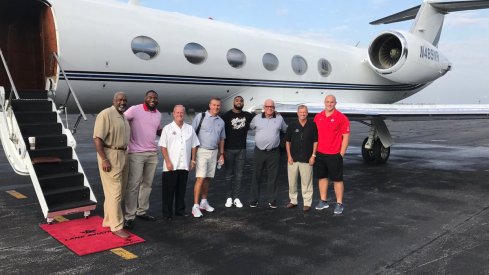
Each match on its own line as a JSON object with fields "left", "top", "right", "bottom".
{"left": 129, "top": 0, "right": 489, "bottom": 104}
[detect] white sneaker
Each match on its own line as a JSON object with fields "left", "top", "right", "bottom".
{"left": 200, "top": 200, "right": 215, "bottom": 212}
{"left": 192, "top": 205, "right": 203, "bottom": 218}
{"left": 225, "top": 198, "right": 233, "bottom": 208}
{"left": 233, "top": 198, "right": 243, "bottom": 208}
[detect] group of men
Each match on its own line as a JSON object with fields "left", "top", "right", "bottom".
{"left": 93, "top": 91, "right": 350, "bottom": 239}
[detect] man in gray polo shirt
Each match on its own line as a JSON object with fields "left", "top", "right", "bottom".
{"left": 249, "top": 99, "right": 287, "bottom": 209}
{"left": 191, "top": 97, "right": 226, "bottom": 218}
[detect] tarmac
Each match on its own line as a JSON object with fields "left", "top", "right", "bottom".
{"left": 1, "top": 115, "right": 489, "bottom": 275}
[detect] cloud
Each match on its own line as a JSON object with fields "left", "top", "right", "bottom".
{"left": 276, "top": 8, "right": 289, "bottom": 16}
{"left": 445, "top": 12, "right": 489, "bottom": 28}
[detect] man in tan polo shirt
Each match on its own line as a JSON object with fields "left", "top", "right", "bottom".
{"left": 93, "top": 92, "right": 131, "bottom": 238}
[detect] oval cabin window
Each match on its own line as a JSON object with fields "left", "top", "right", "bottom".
{"left": 263, "top": 53, "right": 279, "bottom": 71}
{"left": 184, "top": 42, "right": 207, "bottom": 64}
{"left": 227, "top": 48, "right": 246, "bottom": 68}
{"left": 131, "top": 36, "right": 159, "bottom": 60}
{"left": 292, "top": 55, "right": 308, "bottom": 75}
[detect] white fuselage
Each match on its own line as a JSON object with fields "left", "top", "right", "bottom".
{"left": 51, "top": 0, "right": 423, "bottom": 112}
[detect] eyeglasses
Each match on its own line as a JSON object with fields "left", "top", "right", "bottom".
{"left": 264, "top": 106, "right": 275, "bottom": 108}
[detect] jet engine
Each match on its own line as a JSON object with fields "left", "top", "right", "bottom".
{"left": 367, "top": 31, "right": 451, "bottom": 84}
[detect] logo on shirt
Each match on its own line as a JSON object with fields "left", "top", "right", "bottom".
{"left": 231, "top": 117, "right": 246, "bottom": 130}
{"left": 295, "top": 129, "right": 300, "bottom": 133}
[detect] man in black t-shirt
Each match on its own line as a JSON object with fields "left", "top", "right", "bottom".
{"left": 221, "top": 96, "right": 254, "bottom": 208}
{"left": 285, "top": 105, "right": 318, "bottom": 212}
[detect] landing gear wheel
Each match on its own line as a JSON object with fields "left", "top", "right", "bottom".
{"left": 361, "top": 138, "right": 390, "bottom": 164}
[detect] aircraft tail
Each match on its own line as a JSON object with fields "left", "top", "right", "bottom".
{"left": 370, "top": 0, "right": 489, "bottom": 46}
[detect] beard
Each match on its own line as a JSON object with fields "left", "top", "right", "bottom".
{"left": 234, "top": 104, "right": 243, "bottom": 111}
{"left": 117, "top": 105, "right": 127, "bottom": 112}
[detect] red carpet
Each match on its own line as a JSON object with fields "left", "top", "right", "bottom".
{"left": 40, "top": 216, "right": 145, "bottom": 256}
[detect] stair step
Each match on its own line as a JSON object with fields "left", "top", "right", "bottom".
{"left": 29, "top": 146, "right": 72, "bottom": 160}
{"left": 11, "top": 100, "right": 52, "bottom": 112}
{"left": 39, "top": 172, "right": 84, "bottom": 193}
{"left": 34, "top": 159, "right": 79, "bottom": 177}
{"left": 15, "top": 111, "right": 57, "bottom": 124}
{"left": 48, "top": 199, "right": 96, "bottom": 213}
{"left": 24, "top": 134, "right": 67, "bottom": 149}
{"left": 16, "top": 89, "right": 48, "bottom": 100}
{"left": 19, "top": 122, "right": 62, "bottom": 137}
{"left": 44, "top": 186, "right": 91, "bottom": 207}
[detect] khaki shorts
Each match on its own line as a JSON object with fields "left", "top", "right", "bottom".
{"left": 195, "top": 148, "right": 218, "bottom": 178}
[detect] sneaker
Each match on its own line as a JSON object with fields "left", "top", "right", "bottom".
{"left": 200, "top": 200, "right": 215, "bottom": 212}
{"left": 315, "top": 200, "right": 329, "bottom": 210}
{"left": 233, "top": 198, "right": 243, "bottom": 208}
{"left": 249, "top": 200, "right": 258, "bottom": 208}
{"left": 334, "top": 203, "right": 344, "bottom": 215}
{"left": 268, "top": 201, "right": 277, "bottom": 209}
{"left": 225, "top": 198, "right": 233, "bottom": 208}
{"left": 192, "top": 205, "right": 203, "bottom": 218}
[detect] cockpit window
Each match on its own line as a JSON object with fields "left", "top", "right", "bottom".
{"left": 292, "top": 55, "right": 307, "bottom": 75}
{"left": 131, "top": 36, "right": 159, "bottom": 60}
{"left": 227, "top": 48, "right": 246, "bottom": 68}
{"left": 318, "top": 58, "right": 332, "bottom": 77}
{"left": 184, "top": 42, "right": 207, "bottom": 64}
{"left": 263, "top": 53, "right": 279, "bottom": 71}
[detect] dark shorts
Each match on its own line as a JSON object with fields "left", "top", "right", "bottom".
{"left": 313, "top": 152, "right": 343, "bottom": 181}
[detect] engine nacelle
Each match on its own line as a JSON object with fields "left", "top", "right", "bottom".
{"left": 368, "top": 31, "right": 452, "bottom": 84}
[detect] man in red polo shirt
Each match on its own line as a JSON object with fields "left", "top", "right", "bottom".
{"left": 313, "top": 94, "right": 350, "bottom": 215}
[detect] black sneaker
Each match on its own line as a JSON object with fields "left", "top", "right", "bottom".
{"left": 249, "top": 200, "right": 258, "bottom": 208}
{"left": 123, "top": 219, "right": 134, "bottom": 230}
{"left": 268, "top": 201, "right": 277, "bottom": 209}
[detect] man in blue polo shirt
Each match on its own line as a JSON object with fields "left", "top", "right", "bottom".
{"left": 191, "top": 97, "right": 226, "bottom": 218}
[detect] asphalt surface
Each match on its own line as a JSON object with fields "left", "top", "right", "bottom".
{"left": 1, "top": 115, "right": 489, "bottom": 275}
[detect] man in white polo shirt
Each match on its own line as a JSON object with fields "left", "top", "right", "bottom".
{"left": 159, "top": 105, "right": 199, "bottom": 220}
{"left": 123, "top": 90, "right": 162, "bottom": 229}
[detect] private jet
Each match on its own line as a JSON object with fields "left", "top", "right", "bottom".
{"left": 1, "top": 0, "right": 488, "bottom": 221}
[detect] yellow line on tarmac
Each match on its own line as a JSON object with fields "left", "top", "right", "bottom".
{"left": 6, "top": 190, "right": 27, "bottom": 199}
{"left": 110, "top": 248, "right": 138, "bottom": 260}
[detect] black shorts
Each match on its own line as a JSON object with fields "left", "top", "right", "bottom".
{"left": 313, "top": 152, "right": 343, "bottom": 181}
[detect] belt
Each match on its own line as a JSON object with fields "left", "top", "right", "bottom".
{"left": 104, "top": 145, "right": 127, "bottom": 151}
{"left": 256, "top": 146, "right": 278, "bottom": 152}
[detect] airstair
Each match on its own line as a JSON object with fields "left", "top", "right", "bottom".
{"left": 0, "top": 50, "right": 96, "bottom": 223}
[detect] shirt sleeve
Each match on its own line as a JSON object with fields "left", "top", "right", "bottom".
{"left": 285, "top": 123, "right": 293, "bottom": 142}
{"left": 157, "top": 126, "right": 168, "bottom": 147}
{"left": 280, "top": 117, "right": 288, "bottom": 133}
{"left": 220, "top": 119, "right": 226, "bottom": 139}
{"left": 192, "top": 113, "right": 201, "bottom": 130}
{"left": 93, "top": 110, "right": 108, "bottom": 140}
{"left": 124, "top": 105, "right": 136, "bottom": 121}
{"left": 341, "top": 115, "right": 351, "bottom": 134}
{"left": 249, "top": 115, "right": 257, "bottom": 130}
{"left": 191, "top": 128, "right": 200, "bottom": 148}
{"left": 312, "top": 122, "right": 318, "bottom": 142}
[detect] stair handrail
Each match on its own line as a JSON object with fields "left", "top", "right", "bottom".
{"left": 52, "top": 52, "right": 87, "bottom": 124}
{"left": 0, "top": 48, "right": 20, "bottom": 140}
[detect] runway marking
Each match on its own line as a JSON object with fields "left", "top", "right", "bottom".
{"left": 110, "top": 248, "right": 138, "bottom": 259}
{"left": 54, "top": 216, "right": 69, "bottom": 222}
{"left": 6, "top": 190, "right": 27, "bottom": 199}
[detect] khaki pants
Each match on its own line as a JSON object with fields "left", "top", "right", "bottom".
{"left": 98, "top": 149, "right": 128, "bottom": 231}
{"left": 124, "top": 152, "right": 158, "bottom": 220}
{"left": 287, "top": 162, "right": 313, "bottom": 206}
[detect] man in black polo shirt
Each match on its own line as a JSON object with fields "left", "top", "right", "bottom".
{"left": 222, "top": 96, "right": 254, "bottom": 208}
{"left": 285, "top": 105, "right": 318, "bottom": 212}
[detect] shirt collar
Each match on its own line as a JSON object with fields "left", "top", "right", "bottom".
{"left": 261, "top": 112, "right": 277, "bottom": 119}
{"left": 142, "top": 103, "right": 156, "bottom": 112}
